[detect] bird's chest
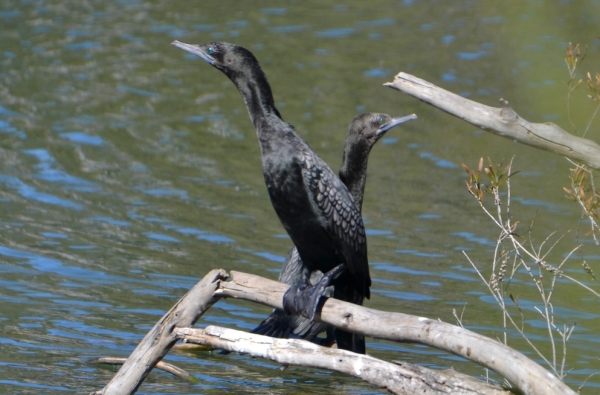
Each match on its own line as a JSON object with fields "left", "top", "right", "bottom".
{"left": 263, "top": 154, "right": 313, "bottom": 219}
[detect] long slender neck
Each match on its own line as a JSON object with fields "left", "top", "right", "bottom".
{"left": 339, "top": 143, "right": 370, "bottom": 211}
{"left": 229, "top": 65, "right": 283, "bottom": 131}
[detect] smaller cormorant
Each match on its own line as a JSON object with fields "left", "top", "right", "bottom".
{"left": 252, "top": 113, "right": 416, "bottom": 343}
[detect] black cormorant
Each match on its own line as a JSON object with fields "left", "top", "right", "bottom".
{"left": 171, "top": 40, "right": 413, "bottom": 353}
{"left": 251, "top": 113, "right": 416, "bottom": 344}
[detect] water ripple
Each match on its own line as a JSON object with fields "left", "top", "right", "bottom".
{"left": 59, "top": 132, "right": 104, "bottom": 146}
{"left": 0, "top": 175, "right": 83, "bottom": 210}
{"left": 314, "top": 27, "right": 355, "bottom": 38}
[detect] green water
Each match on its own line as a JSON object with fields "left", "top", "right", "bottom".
{"left": 0, "top": 1, "right": 599, "bottom": 393}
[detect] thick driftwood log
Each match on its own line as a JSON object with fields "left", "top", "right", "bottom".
{"left": 221, "top": 271, "right": 574, "bottom": 395}
{"left": 91, "top": 269, "right": 228, "bottom": 395}
{"left": 176, "top": 325, "right": 511, "bottom": 395}
{"left": 384, "top": 72, "right": 600, "bottom": 169}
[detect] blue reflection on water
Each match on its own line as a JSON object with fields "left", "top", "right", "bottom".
{"left": 66, "top": 41, "right": 101, "bottom": 51}
{"left": 366, "top": 229, "right": 393, "bottom": 236}
{"left": 0, "top": 175, "right": 83, "bottom": 210}
{"left": 456, "top": 50, "right": 488, "bottom": 60}
{"left": 0, "top": 11, "right": 22, "bottom": 18}
{"left": 512, "top": 196, "right": 564, "bottom": 213}
{"left": 41, "top": 232, "right": 68, "bottom": 239}
{"left": 419, "top": 152, "right": 459, "bottom": 169}
{"left": 314, "top": 28, "right": 355, "bottom": 38}
{"left": 161, "top": 225, "right": 235, "bottom": 244}
{"left": 418, "top": 214, "right": 441, "bottom": 219}
{"left": 186, "top": 115, "right": 205, "bottom": 122}
{"left": 480, "top": 295, "right": 600, "bottom": 321}
{"left": 373, "top": 263, "right": 477, "bottom": 282}
{"left": 268, "top": 25, "right": 309, "bottom": 33}
{"left": 144, "top": 232, "right": 181, "bottom": 243}
{"left": 52, "top": 319, "right": 140, "bottom": 340}
{"left": 66, "top": 29, "right": 93, "bottom": 37}
{"left": 375, "top": 289, "right": 437, "bottom": 301}
{"left": 262, "top": 8, "right": 286, "bottom": 15}
{"left": 117, "top": 85, "right": 159, "bottom": 97}
{"left": 24, "top": 149, "right": 99, "bottom": 192}
{"left": 442, "top": 72, "right": 457, "bottom": 82}
{"left": 253, "top": 251, "right": 285, "bottom": 263}
{"left": 395, "top": 249, "right": 445, "bottom": 258}
{"left": 59, "top": 132, "right": 104, "bottom": 146}
{"left": 442, "top": 35, "right": 454, "bottom": 44}
{"left": 0, "top": 104, "right": 16, "bottom": 115}
{"left": 453, "top": 231, "right": 495, "bottom": 246}
{"left": 0, "top": 380, "right": 68, "bottom": 391}
{"left": 355, "top": 18, "right": 394, "bottom": 27}
{"left": 90, "top": 216, "right": 132, "bottom": 227}
{"left": 373, "top": 263, "right": 430, "bottom": 276}
{"left": 364, "top": 68, "right": 390, "bottom": 78}
{"left": 0, "top": 104, "right": 26, "bottom": 138}
{"left": 228, "top": 21, "right": 247, "bottom": 30}
{"left": 198, "top": 234, "right": 234, "bottom": 243}
{"left": 142, "top": 188, "right": 188, "bottom": 198}
{"left": 0, "top": 246, "right": 109, "bottom": 281}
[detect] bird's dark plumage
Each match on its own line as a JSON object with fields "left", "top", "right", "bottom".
{"left": 172, "top": 40, "right": 414, "bottom": 353}
{"left": 251, "top": 113, "right": 416, "bottom": 346}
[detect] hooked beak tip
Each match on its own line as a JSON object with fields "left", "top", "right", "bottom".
{"left": 377, "top": 113, "right": 417, "bottom": 135}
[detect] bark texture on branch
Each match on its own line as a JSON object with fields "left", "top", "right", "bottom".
{"left": 222, "top": 271, "right": 574, "bottom": 395}
{"left": 384, "top": 72, "right": 600, "bottom": 169}
{"left": 176, "top": 325, "right": 511, "bottom": 395}
{"left": 92, "top": 270, "right": 575, "bottom": 395}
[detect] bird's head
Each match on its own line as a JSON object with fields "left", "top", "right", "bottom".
{"left": 172, "top": 40, "right": 259, "bottom": 80}
{"left": 346, "top": 113, "right": 417, "bottom": 150}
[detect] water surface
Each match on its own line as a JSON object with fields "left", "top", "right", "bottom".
{"left": 1, "top": 1, "right": 599, "bottom": 393}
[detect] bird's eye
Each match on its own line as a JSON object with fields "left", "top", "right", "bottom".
{"left": 207, "top": 47, "right": 215, "bottom": 55}
{"left": 378, "top": 117, "right": 385, "bottom": 124}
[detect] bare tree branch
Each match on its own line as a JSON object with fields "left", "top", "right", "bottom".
{"left": 92, "top": 270, "right": 575, "bottom": 395}
{"left": 176, "top": 325, "right": 512, "bottom": 395}
{"left": 91, "top": 269, "right": 228, "bottom": 395}
{"left": 384, "top": 72, "right": 600, "bottom": 169}
{"left": 222, "top": 271, "right": 574, "bottom": 395}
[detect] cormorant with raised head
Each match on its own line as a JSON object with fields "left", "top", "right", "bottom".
{"left": 251, "top": 112, "right": 416, "bottom": 343}
{"left": 171, "top": 40, "right": 410, "bottom": 353}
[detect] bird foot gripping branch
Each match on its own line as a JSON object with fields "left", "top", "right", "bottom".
{"left": 282, "top": 264, "right": 346, "bottom": 322}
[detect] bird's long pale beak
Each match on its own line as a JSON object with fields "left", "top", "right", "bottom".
{"left": 377, "top": 113, "right": 417, "bottom": 136}
{"left": 171, "top": 40, "right": 215, "bottom": 65}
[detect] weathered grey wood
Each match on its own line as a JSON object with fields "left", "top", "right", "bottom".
{"left": 93, "top": 270, "right": 575, "bottom": 395}
{"left": 218, "top": 269, "right": 287, "bottom": 308}
{"left": 176, "top": 326, "right": 512, "bottom": 395}
{"left": 91, "top": 269, "right": 228, "bottom": 395}
{"left": 222, "top": 271, "right": 575, "bottom": 395}
{"left": 384, "top": 72, "right": 600, "bottom": 169}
